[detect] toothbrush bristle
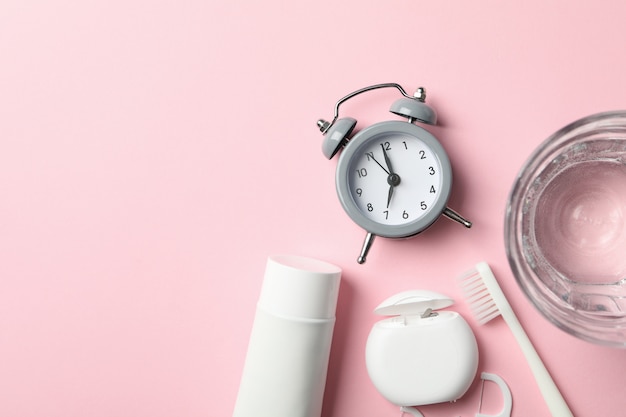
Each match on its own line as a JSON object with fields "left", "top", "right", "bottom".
{"left": 458, "top": 267, "right": 501, "bottom": 325}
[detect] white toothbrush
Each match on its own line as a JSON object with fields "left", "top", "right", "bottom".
{"left": 458, "top": 261, "right": 573, "bottom": 417}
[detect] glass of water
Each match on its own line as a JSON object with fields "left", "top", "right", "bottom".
{"left": 506, "top": 111, "right": 626, "bottom": 347}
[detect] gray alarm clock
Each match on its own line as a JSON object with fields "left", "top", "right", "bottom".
{"left": 317, "top": 83, "right": 471, "bottom": 263}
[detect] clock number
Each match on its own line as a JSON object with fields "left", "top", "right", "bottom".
{"left": 430, "top": 185, "right": 436, "bottom": 194}
{"left": 428, "top": 166, "right": 435, "bottom": 175}
{"left": 419, "top": 150, "right": 426, "bottom": 159}
{"left": 420, "top": 201, "right": 428, "bottom": 211}
{"left": 356, "top": 188, "right": 363, "bottom": 197}
{"left": 365, "top": 152, "right": 375, "bottom": 161}
{"left": 402, "top": 141, "right": 408, "bottom": 150}
{"left": 356, "top": 168, "right": 368, "bottom": 178}
{"left": 367, "top": 203, "right": 374, "bottom": 212}
{"left": 383, "top": 210, "right": 408, "bottom": 220}
{"left": 380, "top": 141, "right": 391, "bottom": 151}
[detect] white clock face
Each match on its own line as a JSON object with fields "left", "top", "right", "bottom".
{"left": 336, "top": 121, "right": 452, "bottom": 238}
{"left": 348, "top": 134, "right": 442, "bottom": 225}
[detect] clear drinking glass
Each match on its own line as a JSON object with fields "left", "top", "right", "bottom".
{"left": 506, "top": 111, "right": 626, "bottom": 347}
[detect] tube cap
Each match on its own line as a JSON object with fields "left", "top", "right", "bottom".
{"left": 258, "top": 255, "right": 341, "bottom": 320}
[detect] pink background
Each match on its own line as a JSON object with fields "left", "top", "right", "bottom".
{"left": 2, "top": 1, "right": 626, "bottom": 416}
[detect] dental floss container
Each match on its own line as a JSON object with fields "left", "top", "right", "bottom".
{"left": 365, "top": 290, "right": 479, "bottom": 407}
{"left": 233, "top": 255, "right": 341, "bottom": 417}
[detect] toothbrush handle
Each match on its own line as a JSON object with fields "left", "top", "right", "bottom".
{"left": 501, "top": 307, "right": 573, "bottom": 417}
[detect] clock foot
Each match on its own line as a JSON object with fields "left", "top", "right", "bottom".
{"left": 443, "top": 207, "right": 472, "bottom": 228}
{"left": 357, "top": 232, "right": 376, "bottom": 264}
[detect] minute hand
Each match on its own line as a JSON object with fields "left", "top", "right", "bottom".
{"left": 381, "top": 144, "right": 401, "bottom": 208}
{"left": 381, "top": 144, "right": 395, "bottom": 175}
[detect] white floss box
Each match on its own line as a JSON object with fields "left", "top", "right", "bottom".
{"left": 365, "top": 290, "right": 479, "bottom": 407}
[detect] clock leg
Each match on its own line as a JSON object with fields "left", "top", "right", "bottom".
{"left": 357, "top": 232, "right": 376, "bottom": 264}
{"left": 443, "top": 207, "right": 472, "bottom": 228}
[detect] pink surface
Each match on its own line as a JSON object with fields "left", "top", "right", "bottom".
{"left": 2, "top": 1, "right": 626, "bottom": 416}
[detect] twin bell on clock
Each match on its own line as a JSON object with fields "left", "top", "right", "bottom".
{"left": 317, "top": 83, "right": 471, "bottom": 264}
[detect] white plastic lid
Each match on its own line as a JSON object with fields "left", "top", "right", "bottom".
{"left": 258, "top": 255, "right": 342, "bottom": 320}
{"left": 374, "top": 290, "right": 454, "bottom": 316}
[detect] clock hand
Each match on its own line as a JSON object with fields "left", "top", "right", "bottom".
{"left": 368, "top": 154, "right": 390, "bottom": 175}
{"left": 381, "top": 144, "right": 401, "bottom": 208}
{"left": 381, "top": 144, "right": 395, "bottom": 175}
